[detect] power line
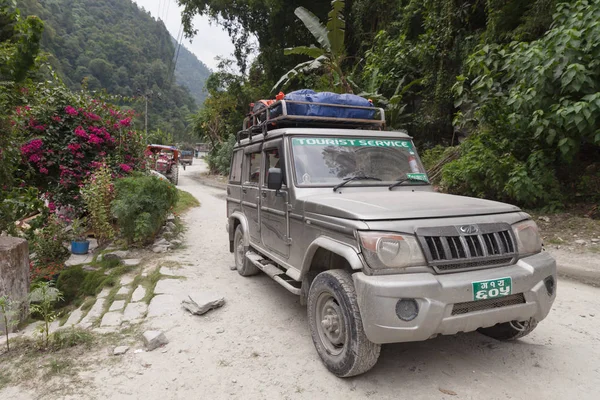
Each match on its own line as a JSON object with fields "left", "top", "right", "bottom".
{"left": 157, "top": 0, "right": 162, "bottom": 19}
{"left": 164, "top": 0, "right": 171, "bottom": 22}
{"left": 171, "top": 24, "right": 184, "bottom": 83}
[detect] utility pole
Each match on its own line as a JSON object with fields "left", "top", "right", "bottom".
{"left": 138, "top": 90, "right": 154, "bottom": 140}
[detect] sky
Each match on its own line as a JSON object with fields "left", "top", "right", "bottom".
{"left": 132, "top": 0, "right": 235, "bottom": 70}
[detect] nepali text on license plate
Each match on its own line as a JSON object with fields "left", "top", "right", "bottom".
{"left": 472, "top": 277, "right": 512, "bottom": 301}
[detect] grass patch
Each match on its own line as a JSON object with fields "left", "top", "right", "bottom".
{"left": 174, "top": 190, "right": 200, "bottom": 214}
{"left": 143, "top": 268, "right": 162, "bottom": 304}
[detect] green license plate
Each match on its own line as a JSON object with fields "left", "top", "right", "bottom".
{"left": 472, "top": 277, "right": 512, "bottom": 301}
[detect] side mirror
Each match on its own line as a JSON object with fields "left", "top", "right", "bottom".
{"left": 267, "top": 167, "right": 283, "bottom": 190}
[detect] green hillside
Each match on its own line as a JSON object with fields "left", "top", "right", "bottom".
{"left": 17, "top": 0, "right": 209, "bottom": 141}
{"left": 173, "top": 39, "right": 211, "bottom": 106}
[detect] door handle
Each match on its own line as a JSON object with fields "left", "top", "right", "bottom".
{"left": 242, "top": 188, "right": 247, "bottom": 194}
{"left": 261, "top": 192, "right": 267, "bottom": 198}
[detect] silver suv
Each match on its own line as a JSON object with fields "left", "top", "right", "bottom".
{"left": 226, "top": 102, "right": 556, "bottom": 377}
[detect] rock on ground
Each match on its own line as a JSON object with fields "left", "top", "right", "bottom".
{"left": 152, "top": 245, "right": 169, "bottom": 253}
{"left": 113, "top": 346, "right": 129, "bottom": 356}
{"left": 122, "top": 259, "right": 141, "bottom": 267}
{"left": 123, "top": 302, "right": 147, "bottom": 321}
{"left": 131, "top": 285, "right": 145, "bottom": 302}
{"left": 143, "top": 330, "right": 168, "bottom": 351}
{"left": 100, "top": 311, "right": 123, "bottom": 327}
{"left": 65, "top": 253, "right": 93, "bottom": 267}
{"left": 181, "top": 293, "right": 225, "bottom": 316}
{"left": 109, "top": 300, "right": 125, "bottom": 312}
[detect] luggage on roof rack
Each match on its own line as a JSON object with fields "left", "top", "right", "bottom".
{"left": 238, "top": 90, "right": 385, "bottom": 142}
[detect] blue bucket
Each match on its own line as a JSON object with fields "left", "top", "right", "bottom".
{"left": 71, "top": 240, "right": 90, "bottom": 255}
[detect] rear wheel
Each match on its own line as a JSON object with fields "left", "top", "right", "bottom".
{"left": 478, "top": 318, "right": 538, "bottom": 340}
{"left": 233, "top": 226, "right": 259, "bottom": 276}
{"left": 169, "top": 164, "right": 179, "bottom": 185}
{"left": 307, "top": 270, "right": 381, "bottom": 377}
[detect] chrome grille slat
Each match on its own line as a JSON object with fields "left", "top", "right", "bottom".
{"left": 417, "top": 223, "right": 517, "bottom": 274}
{"left": 451, "top": 293, "right": 526, "bottom": 315}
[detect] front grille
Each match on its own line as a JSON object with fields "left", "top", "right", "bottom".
{"left": 416, "top": 223, "right": 517, "bottom": 273}
{"left": 451, "top": 293, "right": 526, "bottom": 315}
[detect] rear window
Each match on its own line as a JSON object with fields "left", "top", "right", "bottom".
{"left": 229, "top": 150, "right": 242, "bottom": 183}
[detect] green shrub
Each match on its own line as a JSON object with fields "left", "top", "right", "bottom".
{"left": 81, "top": 271, "right": 115, "bottom": 296}
{"left": 80, "top": 165, "right": 115, "bottom": 245}
{"left": 112, "top": 174, "right": 179, "bottom": 245}
{"left": 31, "top": 215, "right": 70, "bottom": 265}
{"left": 56, "top": 267, "right": 86, "bottom": 304}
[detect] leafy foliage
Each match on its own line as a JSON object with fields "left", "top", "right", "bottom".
{"left": 0, "top": 295, "right": 19, "bottom": 351}
{"left": 449, "top": 0, "right": 600, "bottom": 207}
{"left": 80, "top": 164, "right": 116, "bottom": 245}
{"left": 31, "top": 215, "right": 70, "bottom": 266}
{"left": 29, "top": 281, "right": 63, "bottom": 348}
{"left": 275, "top": 1, "right": 350, "bottom": 93}
{"left": 112, "top": 174, "right": 179, "bottom": 245}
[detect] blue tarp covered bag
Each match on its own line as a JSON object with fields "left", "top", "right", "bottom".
{"left": 284, "top": 90, "right": 375, "bottom": 119}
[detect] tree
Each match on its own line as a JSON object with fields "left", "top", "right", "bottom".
{"left": 273, "top": 0, "right": 350, "bottom": 93}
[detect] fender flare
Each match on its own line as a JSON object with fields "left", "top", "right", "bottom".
{"left": 228, "top": 212, "right": 250, "bottom": 247}
{"left": 300, "top": 236, "right": 364, "bottom": 278}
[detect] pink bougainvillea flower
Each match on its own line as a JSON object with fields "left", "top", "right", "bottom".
{"left": 99, "top": 151, "right": 106, "bottom": 157}
{"left": 75, "top": 152, "right": 85, "bottom": 159}
{"left": 74, "top": 126, "right": 88, "bottom": 139}
{"left": 51, "top": 115, "right": 62, "bottom": 122}
{"left": 67, "top": 143, "right": 81, "bottom": 153}
{"left": 39, "top": 167, "right": 49, "bottom": 174}
{"left": 88, "top": 134, "right": 103, "bottom": 145}
{"left": 65, "top": 106, "right": 78, "bottom": 116}
{"left": 28, "top": 154, "right": 41, "bottom": 163}
{"left": 119, "top": 163, "right": 133, "bottom": 172}
{"left": 48, "top": 202, "right": 56, "bottom": 212}
{"left": 33, "top": 124, "right": 46, "bottom": 132}
{"left": 118, "top": 117, "right": 131, "bottom": 127}
{"left": 84, "top": 112, "right": 101, "bottom": 121}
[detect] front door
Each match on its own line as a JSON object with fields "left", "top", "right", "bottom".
{"left": 242, "top": 149, "right": 261, "bottom": 244}
{"left": 260, "top": 143, "right": 290, "bottom": 258}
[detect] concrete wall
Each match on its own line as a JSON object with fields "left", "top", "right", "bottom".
{"left": 0, "top": 236, "right": 30, "bottom": 333}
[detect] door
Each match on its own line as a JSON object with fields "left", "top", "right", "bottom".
{"left": 260, "top": 142, "right": 290, "bottom": 258}
{"left": 242, "top": 147, "right": 262, "bottom": 244}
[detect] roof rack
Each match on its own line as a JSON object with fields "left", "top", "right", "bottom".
{"left": 237, "top": 100, "right": 385, "bottom": 143}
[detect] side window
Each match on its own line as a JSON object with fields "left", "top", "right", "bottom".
{"left": 246, "top": 152, "right": 262, "bottom": 184}
{"left": 264, "top": 148, "right": 285, "bottom": 185}
{"left": 229, "top": 150, "right": 242, "bottom": 183}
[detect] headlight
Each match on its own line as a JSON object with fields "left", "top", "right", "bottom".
{"left": 359, "top": 232, "right": 426, "bottom": 270}
{"left": 512, "top": 220, "right": 543, "bottom": 256}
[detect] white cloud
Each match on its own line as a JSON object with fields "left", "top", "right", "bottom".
{"left": 132, "top": 0, "right": 235, "bottom": 70}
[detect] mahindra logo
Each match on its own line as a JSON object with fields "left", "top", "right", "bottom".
{"left": 459, "top": 225, "right": 478, "bottom": 234}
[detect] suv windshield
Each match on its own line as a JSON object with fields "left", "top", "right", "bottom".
{"left": 291, "top": 136, "right": 429, "bottom": 186}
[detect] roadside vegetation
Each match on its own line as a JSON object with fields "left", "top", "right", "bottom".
{"left": 183, "top": 0, "right": 599, "bottom": 216}
{"left": 0, "top": 2, "right": 190, "bottom": 353}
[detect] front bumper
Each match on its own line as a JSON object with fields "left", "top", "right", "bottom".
{"left": 353, "top": 252, "right": 556, "bottom": 344}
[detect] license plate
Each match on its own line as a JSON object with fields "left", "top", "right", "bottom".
{"left": 472, "top": 277, "right": 512, "bottom": 301}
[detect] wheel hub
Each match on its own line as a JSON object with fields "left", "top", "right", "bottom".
{"left": 316, "top": 295, "right": 345, "bottom": 354}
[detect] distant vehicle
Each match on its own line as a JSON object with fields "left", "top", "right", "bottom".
{"left": 146, "top": 144, "right": 179, "bottom": 185}
{"left": 180, "top": 150, "right": 194, "bottom": 166}
{"left": 226, "top": 92, "right": 556, "bottom": 377}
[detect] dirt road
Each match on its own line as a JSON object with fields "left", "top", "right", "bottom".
{"left": 6, "top": 161, "right": 600, "bottom": 399}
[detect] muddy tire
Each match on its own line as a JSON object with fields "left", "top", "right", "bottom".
{"left": 169, "top": 164, "right": 179, "bottom": 185}
{"left": 233, "top": 226, "right": 259, "bottom": 276}
{"left": 478, "top": 318, "right": 538, "bottom": 341}
{"left": 307, "top": 270, "right": 381, "bottom": 377}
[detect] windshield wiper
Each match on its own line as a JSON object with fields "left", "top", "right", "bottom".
{"left": 333, "top": 176, "right": 381, "bottom": 192}
{"left": 388, "top": 177, "right": 428, "bottom": 190}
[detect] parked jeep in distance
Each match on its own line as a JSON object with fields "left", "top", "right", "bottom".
{"left": 226, "top": 97, "right": 556, "bottom": 377}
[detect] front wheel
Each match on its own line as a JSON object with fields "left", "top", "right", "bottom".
{"left": 307, "top": 270, "right": 381, "bottom": 377}
{"left": 478, "top": 318, "right": 538, "bottom": 341}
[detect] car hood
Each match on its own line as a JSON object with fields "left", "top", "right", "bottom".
{"left": 299, "top": 190, "right": 520, "bottom": 220}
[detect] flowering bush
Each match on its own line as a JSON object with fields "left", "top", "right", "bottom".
{"left": 13, "top": 85, "right": 146, "bottom": 209}
{"left": 29, "top": 261, "right": 65, "bottom": 283}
